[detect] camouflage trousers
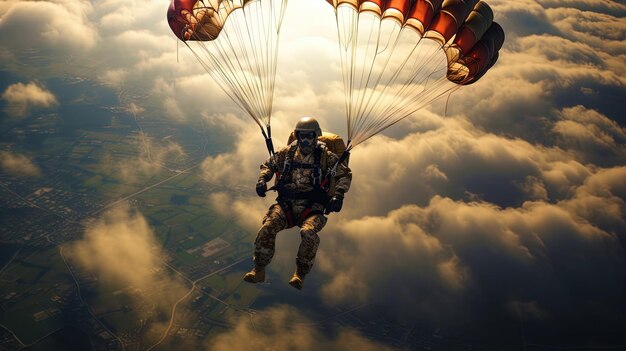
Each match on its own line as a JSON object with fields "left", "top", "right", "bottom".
{"left": 253, "top": 202, "right": 327, "bottom": 276}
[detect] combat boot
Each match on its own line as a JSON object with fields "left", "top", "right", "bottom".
{"left": 288, "top": 267, "right": 306, "bottom": 290}
{"left": 243, "top": 265, "right": 265, "bottom": 284}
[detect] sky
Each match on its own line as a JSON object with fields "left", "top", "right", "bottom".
{"left": 1, "top": 0, "right": 626, "bottom": 349}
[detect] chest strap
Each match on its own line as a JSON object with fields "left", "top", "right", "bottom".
{"left": 278, "top": 144, "right": 324, "bottom": 186}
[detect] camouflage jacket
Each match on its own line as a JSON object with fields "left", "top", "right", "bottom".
{"left": 258, "top": 141, "right": 352, "bottom": 196}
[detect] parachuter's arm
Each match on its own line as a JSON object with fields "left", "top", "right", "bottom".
{"left": 258, "top": 147, "right": 288, "bottom": 183}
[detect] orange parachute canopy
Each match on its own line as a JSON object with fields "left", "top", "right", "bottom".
{"left": 325, "top": 0, "right": 504, "bottom": 86}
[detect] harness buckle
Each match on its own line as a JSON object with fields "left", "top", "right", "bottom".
{"left": 311, "top": 167, "right": 322, "bottom": 186}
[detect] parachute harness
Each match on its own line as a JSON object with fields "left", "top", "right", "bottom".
{"left": 272, "top": 142, "right": 330, "bottom": 228}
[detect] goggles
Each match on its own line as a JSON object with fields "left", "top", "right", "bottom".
{"left": 297, "top": 131, "right": 316, "bottom": 141}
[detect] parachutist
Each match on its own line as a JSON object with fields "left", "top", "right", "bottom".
{"left": 243, "top": 117, "right": 352, "bottom": 290}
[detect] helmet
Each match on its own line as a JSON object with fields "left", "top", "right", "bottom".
{"left": 294, "top": 117, "right": 322, "bottom": 138}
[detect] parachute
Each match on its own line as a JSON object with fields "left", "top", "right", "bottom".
{"left": 166, "top": 0, "right": 504, "bottom": 163}
{"left": 167, "top": 0, "right": 288, "bottom": 156}
{"left": 326, "top": 0, "right": 505, "bottom": 149}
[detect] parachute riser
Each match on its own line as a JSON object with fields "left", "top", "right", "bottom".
{"left": 260, "top": 125, "right": 275, "bottom": 158}
{"left": 321, "top": 143, "right": 352, "bottom": 189}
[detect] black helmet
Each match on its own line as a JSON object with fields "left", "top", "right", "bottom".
{"left": 294, "top": 116, "right": 322, "bottom": 138}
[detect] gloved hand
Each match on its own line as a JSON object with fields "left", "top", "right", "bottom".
{"left": 328, "top": 192, "right": 344, "bottom": 213}
{"left": 256, "top": 179, "right": 267, "bottom": 197}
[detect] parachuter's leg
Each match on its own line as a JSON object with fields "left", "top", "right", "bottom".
{"left": 290, "top": 214, "right": 327, "bottom": 290}
{"left": 244, "top": 204, "right": 288, "bottom": 284}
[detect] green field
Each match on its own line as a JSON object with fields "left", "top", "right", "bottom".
{"left": 0, "top": 247, "right": 71, "bottom": 344}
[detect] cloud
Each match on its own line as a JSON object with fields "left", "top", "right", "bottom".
{"left": 0, "top": 0, "right": 97, "bottom": 52}
{"left": 206, "top": 305, "right": 398, "bottom": 351}
{"left": 541, "top": 0, "right": 626, "bottom": 16}
{"left": 200, "top": 119, "right": 271, "bottom": 188}
{"left": 560, "top": 166, "right": 626, "bottom": 239}
{"left": 98, "top": 4, "right": 135, "bottom": 31}
{"left": 68, "top": 206, "right": 188, "bottom": 315}
{"left": 209, "top": 191, "right": 269, "bottom": 234}
{"left": 546, "top": 7, "right": 626, "bottom": 55}
{"left": 0, "top": 150, "right": 41, "bottom": 177}
{"left": 111, "top": 133, "right": 187, "bottom": 183}
{"left": 488, "top": 0, "right": 561, "bottom": 37}
{"left": 553, "top": 105, "right": 626, "bottom": 166}
{"left": 1, "top": 82, "right": 58, "bottom": 117}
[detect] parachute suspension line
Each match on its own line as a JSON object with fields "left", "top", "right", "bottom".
{"left": 217, "top": 6, "right": 266, "bottom": 122}
{"left": 249, "top": 1, "right": 273, "bottom": 119}
{"left": 266, "top": 0, "right": 288, "bottom": 126}
{"left": 346, "top": 13, "right": 357, "bottom": 141}
{"left": 350, "top": 14, "right": 382, "bottom": 142}
{"left": 358, "top": 42, "right": 449, "bottom": 138}
{"left": 333, "top": 7, "right": 461, "bottom": 148}
{"left": 358, "top": 40, "right": 444, "bottom": 143}
{"left": 364, "top": 66, "right": 455, "bottom": 138}
{"left": 334, "top": 6, "right": 357, "bottom": 141}
{"left": 183, "top": 0, "right": 286, "bottom": 133}
{"left": 227, "top": 0, "right": 285, "bottom": 155}
{"left": 185, "top": 9, "right": 261, "bottom": 122}
{"left": 350, "top": 14, "right": 379, "bottom": 135}
{"left": 243, "top": 0, "right": 270, "bottom": 125}
{"left": 362, "top": 79, "right": 460, "bottom": 145}
{"left": 200, "top": 23, "right": 274, "bottom": 156}
{"left": 193, "top": 39, "right": 262, "bottom": 128}
{"left": 444, "top": 89, "right": 454, "bottom": 117}
{"left": 184, "top": 40, "right": 253, "bottom": 121}
{"left": 352, "top": 20, "right": 403, "bottom": 126}
{"left": 252, "top": 1, "right": 269, "bottom": 122}
{"left": 227, "top": 0, "right": 284, "bottom": 126}
{"left": 364, "top": 37, "right": 438, "bottom": 119}
{"left": 351, "top": 17, "right": 411, "bottom": 145}
{"left": 354, "top": 33, "right": 428, "bottom": 138}
{"left": 371, "top": 71, "right": 462, "bottom": 136}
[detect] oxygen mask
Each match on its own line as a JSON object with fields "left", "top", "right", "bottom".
{"left": 297, "top": 131, "right": 316, "bottom": 154}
